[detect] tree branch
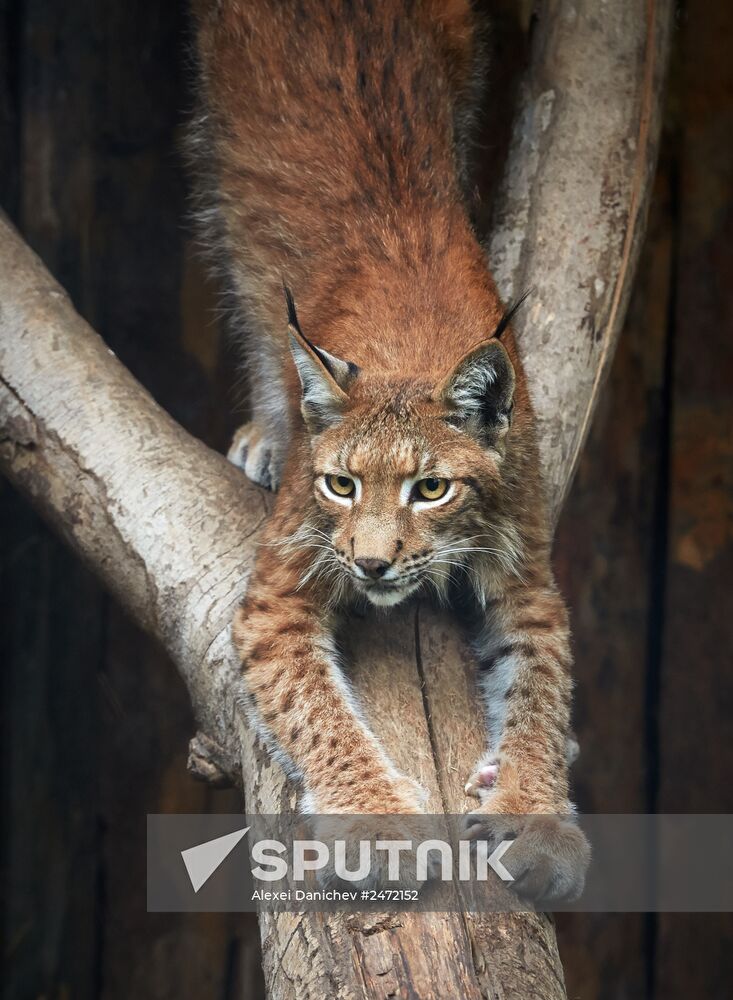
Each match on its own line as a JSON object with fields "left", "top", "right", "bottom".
{"left": 491, "top": 0, "right": 672, "bottom": 520}
{"left": 0, "top": 0, "right": 671, "bottom": 995}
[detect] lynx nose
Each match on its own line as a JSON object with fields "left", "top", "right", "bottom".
{"left": 355, "top": 557, "right": 390, "bottom": 580}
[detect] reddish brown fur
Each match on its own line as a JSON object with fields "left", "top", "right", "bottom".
{"left": 192, "top": 1, "right": 588, "bottom": 899}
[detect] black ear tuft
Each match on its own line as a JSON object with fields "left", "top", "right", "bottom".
{"left": 284, "top": 287, "right": 359, "bottom": 434}
{"left": 493, "top": 289, "right": 531, "bottom": 340}
{"left": 440, "top": 340, "right": 516, "bottom": 449}
{"left": 283, "top": 283, "right": 301, "bottom": 333}
{"left": 283, "top": 285, "right": 359, "bottom": 386}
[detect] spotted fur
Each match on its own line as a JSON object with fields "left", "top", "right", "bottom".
{"left": 192, "top": 0, "right": 587, "bottom": 899}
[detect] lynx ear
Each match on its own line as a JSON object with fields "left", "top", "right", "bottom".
{"left": 440, "top": 339, "right": 516, "bottom": 447}
{"left": 285, "top": 287, "right": 359, "bottom": 434}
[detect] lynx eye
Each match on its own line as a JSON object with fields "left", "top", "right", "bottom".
{"left": 414, "top": 477, "right": 450, "bottom": 502}
{"left": 325, "top": 474, "right": 356, "bottom": 498}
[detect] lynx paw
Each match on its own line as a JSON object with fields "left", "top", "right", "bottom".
{"left": 227, "top": 422, "right": 283, "bottom": 491}
{"left": 308, "top": 775, "right": 433, "bottom": 889}
{"left": 314, "top": 812, "right": 438, "bottom": 891}
{"left": 462, "top": 808, "right": 590, "bottom": 905}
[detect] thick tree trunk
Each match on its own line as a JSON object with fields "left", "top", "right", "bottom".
{"left": 0, "top": 1, "right": 671, "bottom": 996}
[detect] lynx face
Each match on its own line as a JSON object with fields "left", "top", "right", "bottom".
{"left": 310, "top": 408, "right": 502, "bottom": 606}
{"left": 287, "top": 295, "right": 519, "bottom": 607}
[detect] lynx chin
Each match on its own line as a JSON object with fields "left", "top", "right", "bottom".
{"left": 189, "top": 0, "right": 590, "bottom": 903}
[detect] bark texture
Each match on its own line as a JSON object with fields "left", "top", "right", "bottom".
{"left": 0, "top": 1, "right": 671, "bottom": 996}
{"left": 490, "top": 0, "right": 672, "bottom": 520}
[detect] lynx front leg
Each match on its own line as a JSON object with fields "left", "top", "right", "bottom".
{"left": 232, "top": 557, "right": 425, "bottom": 818}
{"left": 464, "top": 577, "right": 590, "bottom": 903}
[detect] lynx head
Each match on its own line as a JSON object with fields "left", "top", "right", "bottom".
{"left": 286, "top": 291, "right": 521, "bottom": 607}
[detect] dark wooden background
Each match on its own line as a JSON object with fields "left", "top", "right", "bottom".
{"left": 1, "top": 1, "right": 731, "bottom": 997}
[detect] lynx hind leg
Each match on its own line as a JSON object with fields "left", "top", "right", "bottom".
{"left": 227, "top": 421, "right": 284, "bottom": 491}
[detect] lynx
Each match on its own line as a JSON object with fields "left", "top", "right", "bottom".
{"left": 191, "top": 0, "right": 589, "bottom": 901}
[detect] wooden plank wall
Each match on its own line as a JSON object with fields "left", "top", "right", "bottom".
{"left": 1, "top": 1, "right": 730, "bottom": 997}
{"left": 654, "top": 0, "right": 733, "bottom": 994}
{"left": 555, "top": 1, "right": 733, "bottom": 997}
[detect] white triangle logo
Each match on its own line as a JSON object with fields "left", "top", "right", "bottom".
{"left": 181, "top": 826, "right": 250, "bottom": 893}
